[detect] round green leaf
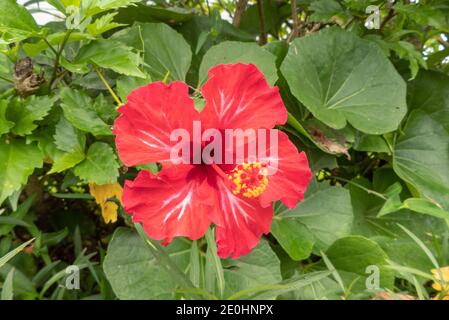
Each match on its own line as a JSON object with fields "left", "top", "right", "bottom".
{"left": 103, "top": 227, "right": 190, "bottom": 299}
{"left": 276, "top": 181, "right": 353, "bottom": 252}
{"left": 281, "top": 27, "right": 407, "bottom": 134}
{"left": 393, "top": 71, "right": 449, "bottom": 211}
{"left": 326, "top": 235, "right": 395, "bottom": 290}
{"left": 198, "top": 41, "right": 278, "bottom": 86}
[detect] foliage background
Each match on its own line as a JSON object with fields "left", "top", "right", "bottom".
{"left": 0, "top": 0, "right": 449, "bottom": 300}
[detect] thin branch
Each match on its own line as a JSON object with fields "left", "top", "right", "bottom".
{"left": 217, "top": 0, "right": 233, "bottom": 19}
{"left": 380, "top": 8, "right": 396, "bottom": 32}
{"left": 43, "top": 38, "right": 58, "bottom": 56}
{"left": 196, "top": 0, "right": 206, "bottom": 15}
{"left": 287, "top": 0, "right": 299, "bottom": 42}
{"left": 205, "top": 0, "right": 211, "bottom": 15}
{"left": 49, "top": 29, "right": 73, "bottom": 88}
{"left": 328, "top": 175, "right": 387, "bottom": 200}
{"left": 233, "top": 0, "right": 248, "bottom": 27}
{"left": 0, "top": 74, "right": 14, "bottom": 84}
{"left": 256, "top": 0, "right": 267, "bottom": 45}
{"left": 94, "top": 65, "right": 123, "bottom": 107}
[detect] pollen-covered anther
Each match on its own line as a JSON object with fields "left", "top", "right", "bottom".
{"left": 228, "top": 162, "right": 269, "bottom": 198}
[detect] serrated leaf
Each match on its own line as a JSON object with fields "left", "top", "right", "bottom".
{"left": 86, "top": 12, "right": 125, "bottom": 36}
{"left": 6, "top": 96, "right": 57, "bottom": 136}
{"left": 0, "top": 140, "right": 43, "bottom": 205}
{"left": 92, "top": 94, "right": 118, "bottom": 123}
{"left": 83, "top": 0, "right": 141, "bottom": 17}
{"left": 114, "top": 23, "right": 192, "bottom": 81}
{"left": 281, "top": 27, "right": 407, "bottom": 134}
{"left": 49, "top": 117, "right": 87, "bottom": 172}
{"left": 0, "top": 0, "right": 40, "bottom": 44}
{"left": 75, "top": 39, "right": 145, "bottom": 78}
{"left": 73, "top": 142, "right": 119, "bottom": 184}
{"left": 53, "top": 116, "right": 86, "bottom": 153}
{"left": 0, "top": 100, "right": 13, "bottom": 136}
{"left": 59, "top": 88, "right": 111, "bottom": 136}
{"left": 49, "top": 150, "right": 85, "bottom": 174}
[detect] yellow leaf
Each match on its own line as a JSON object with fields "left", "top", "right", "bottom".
{"left": 431, "top": 266, "right": 449, "bottom": 299}
{"left": 89, "top": 182, "right": 123, "bottom": 223}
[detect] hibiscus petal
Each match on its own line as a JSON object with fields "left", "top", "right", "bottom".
{"left": 259, "top": 130, "right": 312, "bottom": 208}
{"left": 200, "top": 63, "right": 287, "bottom": 131}
{"left": 210, "top": 178, "right": 274, "bottom": 259}
{"left": 113, "top": 81, "right": 199, "bottom": 166}
{"left": 122, "top": 165, "right": 214, "bottom": 243}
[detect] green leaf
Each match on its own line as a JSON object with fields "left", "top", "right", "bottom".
{"left": 228, "top": 270, "right": 332, "bottom": 300}
{"left": 0, "top": 0, "right": 40, "bottom": 43}
{"left": 86, "top": 12, "right": 125, "bottom": 36}
{"left": 199, "top": 41, "right": 278, "bottom": 86}
{"left": 0, "top": 100, "right": 13, "bottom": 136}
{"left": 6, "top": 96, "right": 57, "bottom": 136}
{"left": 0, "top": 140, "right": 42, "bottom": 205}
{"left": 221, "top": 239, "right": 282, "bottom": 299}
{"left": 116, "top": 74, "right": 151, "bottom": 102}
{"left": 347, "top": 172, "right": 442, "bottom": 274}
{"left": 92, "top": 94, "right": 118, "bottom": 123}
{"left": 114, "top": 23, "right": 192, "bottom": 81}
{"left": 271, "top": 218, "right": 314, "bottom": 261}
{"left": 0, "top": 238, "right": 34, "bottom": 269}
{"left": 204, "top": 228, "right": 225, "bottom": 298}
{"left": 1, "top": 267, "right": 14, "bottom": 300}
{"left": 53, "top": 117, "right": 86, "bottom": 153}
{"left": 73, "top": 142, "right": 119, "bottom": 184}
{"left": 103, "top": 227, "right": 191, "bottom": 299}
{"left": 353, "top": 133, "right": 390, "bottom": 154}
{"left": 393, "top": 71, "right": 449, "bottom": 211}
{"left": 401, "top": 198, "right": 449, "bottom": 220}
{"left": 0, "top": 195, "right": 35, "bottom": 237}
{"left": 281, "top": 27, "right": 407, "bottom": 134}
{"left": 75, "top": 39, "right": 145, "bottom": 78}
{"left": 23, "top": 32, "right": 94, "bottom": 57}
{"left": 59, "top": 88, "right": 111, "bottom": 136}
{"left": 326, "top": 236, "right": 395, "bottom": 291}
{"left": 83, "top": 0, "right": 142, "bottom": 17}
{"left": 50, "top": 150, "right": 86, "bottom": 174}
{"left": 116, "top": 5, "right": 196, "bottom": 24}
{"left": 276, "top": 181, "right": 353, "bottom": 252}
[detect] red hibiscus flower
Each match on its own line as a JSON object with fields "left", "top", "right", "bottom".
{"left": 113, "top": 63, "right": 312, "bottom": 258}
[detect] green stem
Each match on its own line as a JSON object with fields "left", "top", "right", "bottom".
{"left": 94, "top": 65, "right": 123, "bottom": 107}
{"left": 329, "top": 175, "right": 387, "bottom": 200}
{"left": 49, "top": 29, "right": 73, "bottom": 88}
{"left": 0, "top": 74, "right": 13, "bottom": 84}
{"left": 43, "top": 38, "right": 59, "bottom": 56}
